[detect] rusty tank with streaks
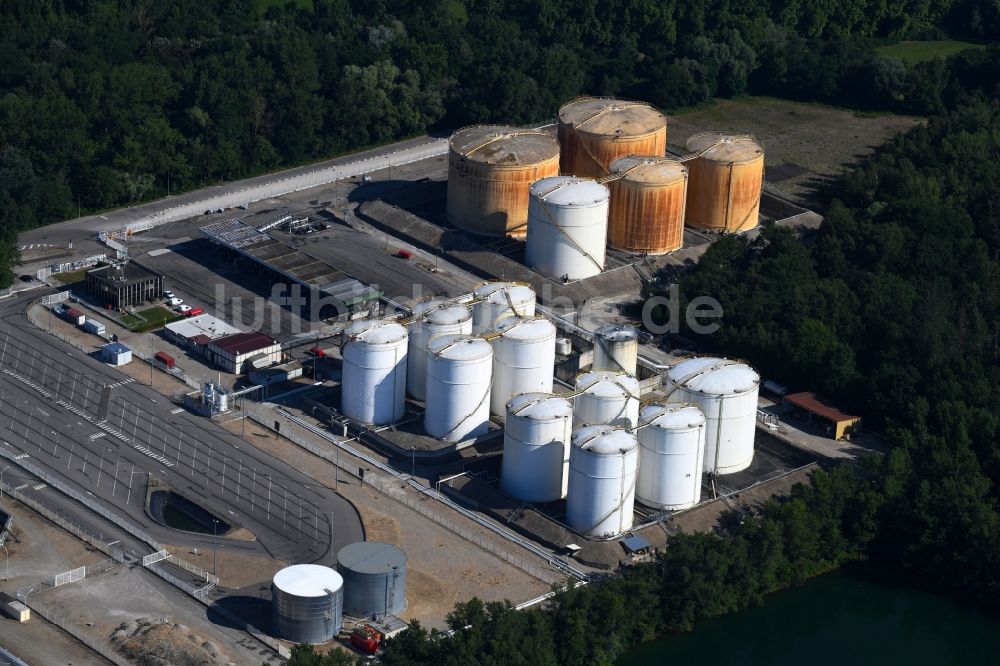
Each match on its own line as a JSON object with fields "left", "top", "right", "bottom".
{"left": 684, "top": 133, "right": 764, "bottom": 233}
{"left": 605, "top": 156, "right": 688, "bottom": 254}
{"left": 557, "top": 98, "right": 667, "bottom": 178}
{"left": 446, "top": 125, "right": 560, "bottom": 237}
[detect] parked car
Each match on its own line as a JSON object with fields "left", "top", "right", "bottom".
{"left": 166, "top": 297, "right": 183, "bottom": 306}
{"left": 238, "top": 204, "right": 249, "bottom": 210}
{"left": 176, "top": 304, "right": 192, "bottom": 313}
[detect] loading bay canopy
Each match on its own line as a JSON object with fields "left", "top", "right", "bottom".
{"left": 783, "top": 391, "right": 861, "bottom": 440}
{"left": 200, "top": 219, "right": 381, "bottom": 307}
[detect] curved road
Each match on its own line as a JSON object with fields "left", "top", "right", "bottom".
{"left": 0, "top": 290, "right": 363, "bottom": 569}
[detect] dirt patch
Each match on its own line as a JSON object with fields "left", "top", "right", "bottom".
{"left": 111, "top": 617, "right": 234, "bottom": 666}
{"left": 163, "top": 543, "right": 285, "bottom": 591}
{"left": 667, "top": 96, "right": 923, "bottom": 205}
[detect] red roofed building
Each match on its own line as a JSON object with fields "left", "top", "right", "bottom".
{"left": 782, "top": 392, "right": 861, "bottom": 440}
{"left": 207, "top": 331, "right": 282, "bottom": 373}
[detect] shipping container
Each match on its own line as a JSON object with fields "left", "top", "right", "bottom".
{"left": 63, "top": 307, "right": 85, "bottom": 326}
{"left": 82, "top": 320, "right": 106, "bottom": 336}
{"left": 154, "top": 351, "right": 176, "bottom": 369}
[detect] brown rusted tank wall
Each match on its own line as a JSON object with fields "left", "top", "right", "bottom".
{"left": 559, "top": 128, "right": 667, "bottom": 178}
{"left": 685, "top": 154, "right": 763, "bottom": 232}
{"left": 446, "top": 148, "right": 560, "bottom": 238}
{"left": 608, "top": 172, "right": 687, "bottom": 254}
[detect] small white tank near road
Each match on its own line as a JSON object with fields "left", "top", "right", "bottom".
{"left": 592, "top": 324, "right": 639, "bottom": 375}
{"left": 573, "top": 370, "right": 641, "bottom": 428}
{"left": 635, "top": 403, "right": 707, "bottom": 510}
{"left": 488, "top": 317, "right": 557, "bottom": 415}
{"left": 425, "top": 335, "right": 493, "bottom": 442}
{"left": 565, "top": 425, "right": 639, "bottom": 537}
{"left": 471, "top": 282, "right": 537, "bottom": 334}
{"left": 501, "top": 393, "right": 574, "bottom": 502}
{"left": 271, "top": 564, "right": 344, "bottom": 644}
{"left": 406, "top": 299, "right": 473, "bottom": 401}
{"left": 665, "top": 357, "right": 760, "bottom": 475}
{"left": 525, "top": 176, "right": 610, "bottom": 281}
{"left": 341, "top": 320, "right": 408, "bottom": 425}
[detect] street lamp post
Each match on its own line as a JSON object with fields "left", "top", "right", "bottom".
{"left": 212, "top": 519, "right": 219, "bottom": 576}
{"left": 411, "top": 446, "right": 415, "bottom": 479}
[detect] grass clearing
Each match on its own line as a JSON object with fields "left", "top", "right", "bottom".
{"left": 51, "top": 268, "right": 89, "bottom": 285}
{"left": 121, "top": 306, "right": 182, "bottom": 332}
{"left": 876, "top": 40, "right": 985, "bottom": 64}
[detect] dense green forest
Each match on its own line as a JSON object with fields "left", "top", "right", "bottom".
{"left": 1, "top": 0, "right": 996, "bottom": 286}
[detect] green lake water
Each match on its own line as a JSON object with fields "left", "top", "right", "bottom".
{"left": 621, "top": 568, "right": 1000, "bottom": 665}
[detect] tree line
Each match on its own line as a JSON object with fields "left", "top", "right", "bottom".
{"left": 0, "top": 0, "right": 993, "bottom": 285}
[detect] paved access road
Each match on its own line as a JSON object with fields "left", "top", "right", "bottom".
{"left": 0, "top": 290, "right": 362, "bottom": 567}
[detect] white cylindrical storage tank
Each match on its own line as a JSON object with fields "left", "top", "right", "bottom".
{"left": 665, "top": 357, "right": 760, "bottom": 475}
{"left": 406, "top": 300, "right": 473, "bottom": 401}
{"left": 525, "top": 177, "right": 609, "bottom": 281}
{"left": 336, "top": 542, "right": 408, "bottom": 618}
{"left": 489, "top": 317, "right": 557, "bottom": 415}
{"left": 501, "top": 393, "right": 574, "bottom": 502}
{"left": 271, "top": 564, "right": 344, "bottom": 644}
{"left": 425, "top": 335, "right": 493, "bottom": 442}
{"left": 555, "top": 337, "right": 572, "bottom": 356}
{"left": 636, "top": 403, "right": 706, "bottom": 510}
{"left": 592, "top": 324, "right": 639, "bottom": 375}
{"left": 341, "top": 320, "right": 408, "bottom": 425}
{"left": 565, "top": 425, "right": 638, "bottom": 537}
{"left": 471, "top": 282, "right": 536, "bottom": 334}
{"left": 573, "top": 370, "right": 640, "bottom": 428}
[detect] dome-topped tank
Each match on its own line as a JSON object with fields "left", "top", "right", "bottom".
{"left": 565, "top": 425, "right": 639, "bottom": 537}
{"left": 636, "top": 403, "right": 706, "bottom": 510}
{"left": 558, "top": 98, "right": 667, "bottom": 177}
{"left": 684, "top": 133, "right": 764, "bottom": 233}
{"left": 489, "top": 317, "right": 557, "bottom": 415}
{"left": 525, "top": 176, "right": 609, "bottom": 281}
{"left": 341, "top": 320, "right": 408, "bottom": 425}
{"left": 502, "top": 393, "right": 574, "bottom": 502}
{"left": 592, "top": 323, "right": 639, "bottom": 375}
{"left": 406, "top": 299, "right": 473, "bottom": 401}
{"left": 425, "top": 335, "right": 493, "bottom": 442}
{"left": 472, "top": 282, "right": 536, "bottom": 334}
{"left": 607, "top": 156, "right": 688, "bottom": 254}
{"left": 665, "top": 357, "right": 759, "bottom": 474}
{"left": 447, "top": 125, "right": 561, "bottom": 237}
{"left": 573, "top": 370, "right": 640, "bottom": 428}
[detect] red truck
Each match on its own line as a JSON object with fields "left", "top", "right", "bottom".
{"left": 350, "top": 625, "right": 384, "bottom": 654}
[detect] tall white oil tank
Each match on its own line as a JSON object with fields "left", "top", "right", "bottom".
{"left": 488, "top": 317, "right": 557, "bottom": 415}
{"left": 271, "top": 564, "right": 344, "bottom": 644}
{"left": 341, "top": 320, "right": 408, "bottom": 425}
{"left": 573, "top": 370, "right": 640, "bottom": 428}
{"left": 406, "top": 299, "right": 473, "bottom": 400}
{"left": 525, "top": 177, "right": 609, "bottom": 281}
{"left": 501, "top": 393, "right": 574, "bottom": 502}
{"left": 471, "top": 282, "right": 536, "bottom": 334}
{"left": 592, "top": 324, "right": 639, "bottom": 375}
{"left": 425, "top": 335, "right": 493, "bottom": 442}
{"left": 665, "top": 357, "right": 760, "bottom": 475}
{"left": 636, "top": 403, "right": 706, "bottom": 510}
{"left": 565, "top": 425, "right": 638, "bottom": 537}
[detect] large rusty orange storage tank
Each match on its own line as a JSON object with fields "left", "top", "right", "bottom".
{"left": 446, "top": 125, "right": 560, "bottom": 237}
{"left": 558, "top": 98, "right": 667, "bottom": 178}
{"left": 606, "top": 156, "right": 688, "bottom": 255}
{"left": 684, "top": 133, "right": 764, "bottom": 233}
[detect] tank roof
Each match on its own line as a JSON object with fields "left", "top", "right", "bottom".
{"left": 667, "top": 357, "right": 759, "bottom": 395}
{"left": 413, "top": 299, "right": 472, "bottom": 326}
{"left": 575, "top": 370, "right": 640, "bottom": 396}
{"left": 572, "top": 424, "right": 637, "bottom": 453}
{"left": 475, "top": 282, "right": 536, "bottom": 304}
{"left": 450, "top": 125, "right": 560, "bottom": 166}
{"left": 595, "top": 323, "right": 638, "bottom": 342}
{"left": 337, "top": 541, "right": 407, "bottom": 574}
{"left": 346, "top": 320, "right": 408, "bottom": 345}
{"left": 686, "top": 133, "right": 763, "bottom": 163}
{"left": 559, "top": 98, "right": 666, "bottom": 137}
{"left": 273, "top": 564, "right": 343, "bottom": 597}
{"left": 530, "top": 177, "right": 609, "bottom": 206}
{"left": 493, "top": 316, "right": 556, "bottom": 341}
{"left": 429, "top": 334, "right": 492, "bottom": 361}
{"left": 507, "top": 392, "right": 573, "bottom": 420}
{"left": 609, "top": 156, "right": 687, "bottom": 184}
{"left": 640, "top": 403, "right": 706, "bottom": 429}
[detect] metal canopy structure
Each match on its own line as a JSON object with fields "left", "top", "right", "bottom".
{"left": 200, "top": 219, "right": 382, "bottom": 307}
